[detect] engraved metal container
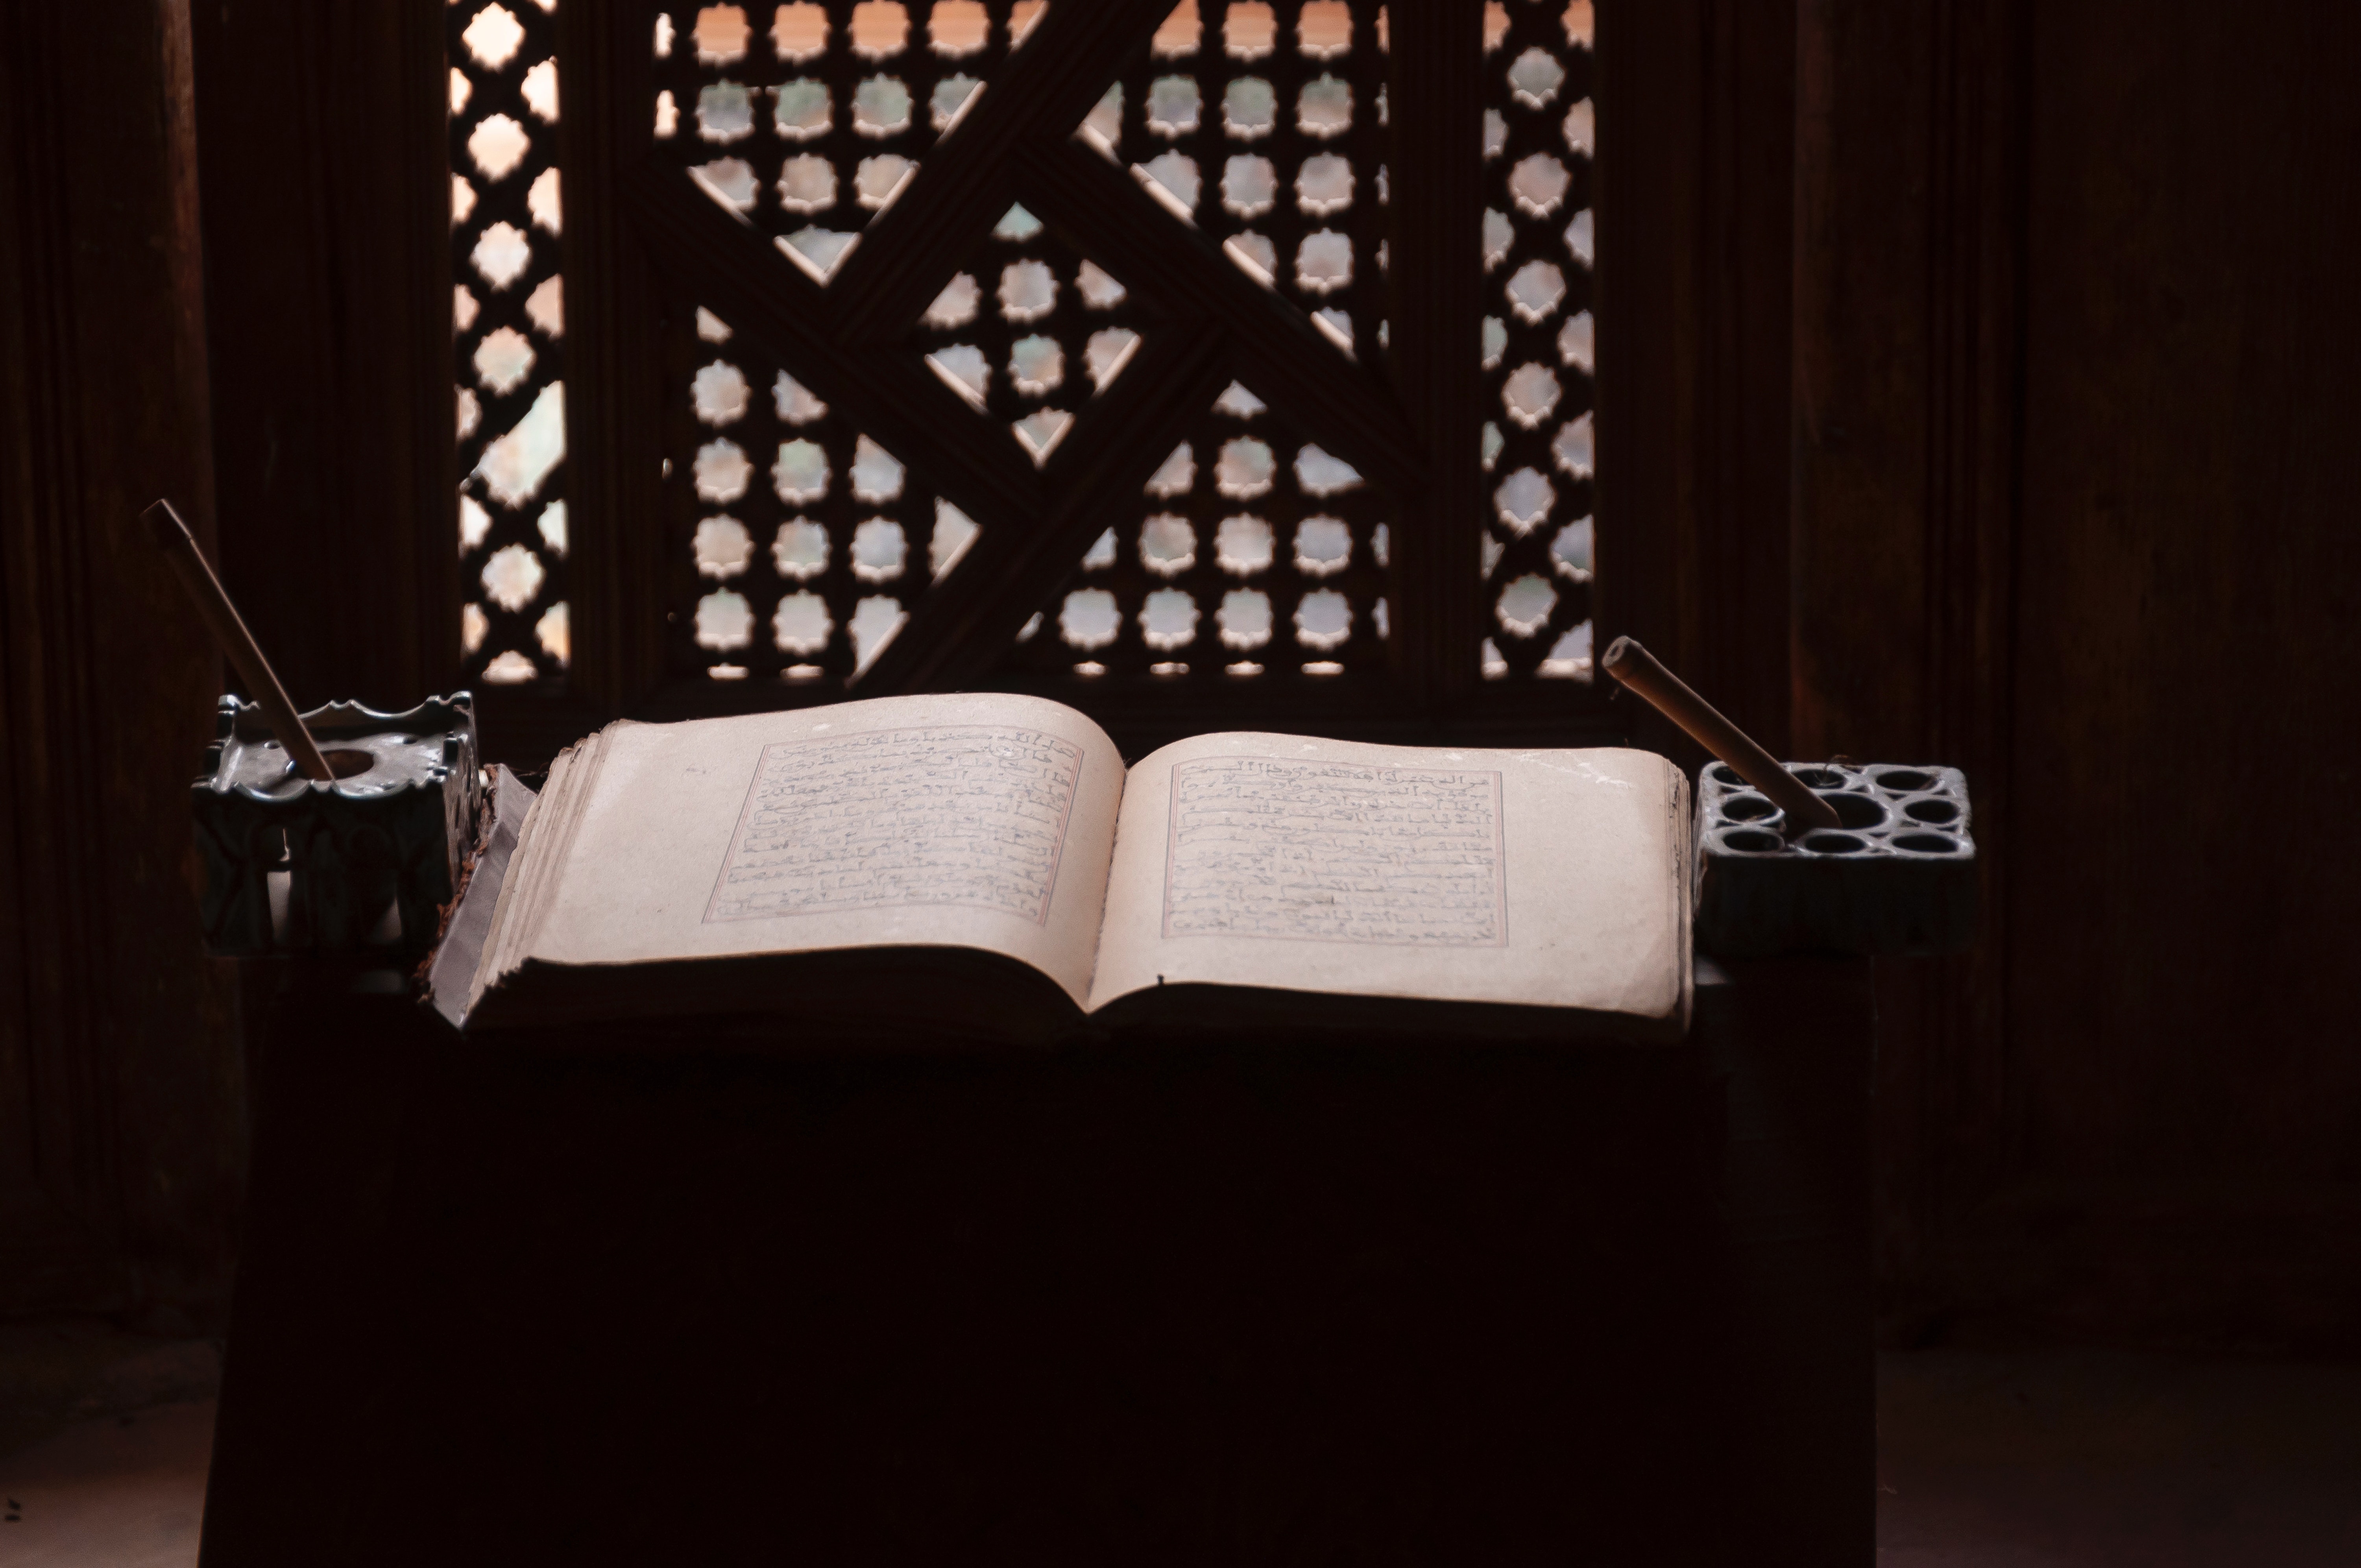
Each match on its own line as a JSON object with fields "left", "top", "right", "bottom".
{"left": 1693, "top": 761, "right": 1976, "bottom": 959}
{"left": 190, "top": 694, "right": 480, "bottom": 957}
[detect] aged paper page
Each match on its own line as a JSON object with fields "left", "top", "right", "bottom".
{"left": 519, "top": 693, "right": 1127, "bottom": 1010}
{"left": 1087, "top": 733, "right": 1689, "bottom": 1026}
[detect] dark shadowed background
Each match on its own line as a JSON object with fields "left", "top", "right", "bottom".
{"left": 3, "top": 0, "right": 2355, "bottom": 1360}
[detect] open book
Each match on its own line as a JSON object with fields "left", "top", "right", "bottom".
{"left": 436, "top": 693, "right": 1693, "bottom": 1043}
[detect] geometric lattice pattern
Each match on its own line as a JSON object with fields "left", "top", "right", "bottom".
{"left": 672, "top": 303, "right": 978, "bottom": 683}
{"left": 1075, "top": 0, "right": 1394, "bottom": 364}
{"left": 651, "top": 1, "right": 1043, "bottom": 284}
{"left": 905, "top": 207, "right": 1157, "bottom": 474}
{"left": 639, "top": 2, "right": 1424, "bottom": 702}
{"left": 986, "top": 0, "right": 1400, "bottom": 690}
{"left": 1004, "top": 378, "right": 1391, "bottom": 684}
{"left": 436, "top": 3, "right": 1616, "bottom": 717}
{"left": 452, "top": 0, "right": 571, "bottom": 686}
{"left": 1478, "top": 0, "right": 1594, "bottom": 681}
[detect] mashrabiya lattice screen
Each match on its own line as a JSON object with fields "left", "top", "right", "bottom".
{"left": 988, "top": 0, "right": 1404, "bottom": 687}
{"left": 675, "top": 301, "right": 985, "bottom": 682}
{"left": 635, "top": 2, "right": 1602, "bottom": 701}
{"left": 1006, "top": 377, "right": 1391, "bottom": 683}
{"left": 452, "top": 0, "right": 572, "bottom": 687}
{"left": 1077, "top": 0, "right": 1391, "bottom": 362}
{"left": 652, "top": 0, "right": 1048, "bottom": 284}
{"left": 1478, "top": 0, "right": 1594, "bottom": 683}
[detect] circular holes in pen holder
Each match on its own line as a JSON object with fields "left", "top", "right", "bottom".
{"left": 1891, "top": 831, "right": 1964, "bottom": 855}
{"left": 1788, "top": 766, "right": 1849, "bottom": 789}
{"left": 1872, "top": 768, "right": 1934, "bottom": 793}
{"left": 1717, "top": 827, "right": 1784, "bottom": 854}
{"left": 1817, "top": 791, "right": 1890, "bottom": 831}
{"left": 1707, "top": 763, "right": 1748, "bottom": 789}
{"left": 1797, "top": 831, "right": 1868, "bottom": 855}
{"left": 1903, "top": 796, "right": 1961, "bottom": 826}
{"left": 1720, "top": 792, "right": 1779, "bottom": 823}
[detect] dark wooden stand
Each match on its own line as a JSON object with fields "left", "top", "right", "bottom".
{"left": 199, "top": 960, "right": 1870, "bottom": 1566}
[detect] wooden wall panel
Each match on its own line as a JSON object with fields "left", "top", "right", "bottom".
{"left": 191, "top": 0, "right": 455, "bottom": 715}
{"left": 1792, "top": 0, "right": 2026, "bottom": 1336}
{"left": 1799, "top": 0, "right": 2361, "bottom": 1346}
{"left": 1985, "top": 0, "right": 2361, "bottom": 1344}
{"left": 1599, "top": 0, "right": 1796, "bottom": 767}
{"left": 1689, "top": 0, "right": 1799, "bottom": 759}
{"left": 0, "top": 0, "right": 244, "bottom": 1321}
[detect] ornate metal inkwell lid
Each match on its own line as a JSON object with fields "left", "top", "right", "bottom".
{"left": 192, "top": 695, "right": 482, "bottom": 958}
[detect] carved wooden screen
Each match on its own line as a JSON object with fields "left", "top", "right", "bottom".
{"left": 1478, "top": 0, "right": 1594, "bottom": 683}
{"left": 453, "top": 0, "right": 1616, "bottom": 749}
{"left": 452, "top": 0, "right": 574, "bottom": 688}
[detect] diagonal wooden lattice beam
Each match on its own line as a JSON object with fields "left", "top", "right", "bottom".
{"left": 592, "top": 0, "right": 1452, "bottom": 704}
{"left": 857, "top": 323, "right": 1234, "bottom": 693}
{"left": 1016, "top": 139, "right": 1424, "bottom": 501}
{"left": 621, "top": 161, "right": 1046, "bottom": 527}
{"left": 626, "top": 153, "right": 1230, "bottom": 700}
{"left": 823, "top": 0, "right": 1177, "bottom": 346}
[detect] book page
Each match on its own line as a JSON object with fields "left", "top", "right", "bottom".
{"left": 515, "top": 693, "right": 1127, "bottom": 1011}
{"left": 706, "top": 725, "right": 1086, "bottom": 927}
{"left": 1160, "top": 755, "right": 1509, "bottom": 946}
{"left": 1088, "top": 733, "right": 1689, "bottom": 1029}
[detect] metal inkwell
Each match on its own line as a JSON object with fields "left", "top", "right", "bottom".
{"left": 190, "top": 694, "right": 482, "bottom": 957}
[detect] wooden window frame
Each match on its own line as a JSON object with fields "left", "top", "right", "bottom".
{"left": 197, "top": 0, "right": 1799, "bottom": 770}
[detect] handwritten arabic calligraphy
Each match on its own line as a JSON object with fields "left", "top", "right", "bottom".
{"left": 1162, "top": 757, "right": 1508, "bottom": 946}
{"left": 706, "top": 726, "right": 1084, "bottom": 926}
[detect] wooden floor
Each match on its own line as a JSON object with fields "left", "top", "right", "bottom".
{"left": 1875, "top": 1349, "right": 2361, "bottom": 1566}
{"left": 3, "top": 1350, "right": 2357, "bottom": 1565}
{"left": 0, "top": 1401, "right": 212, "bottom": 1568}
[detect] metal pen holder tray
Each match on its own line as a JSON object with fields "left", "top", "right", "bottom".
{"left": 1694, "top": 762, "right": 1976, "bottom": 959}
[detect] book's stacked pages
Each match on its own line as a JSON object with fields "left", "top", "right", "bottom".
{"left": 436, "top": 693, "right": 1692, "bottom": 1042}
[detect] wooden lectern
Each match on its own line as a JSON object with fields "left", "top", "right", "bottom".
{"left": 196, "top": 954, "right": 1872, "bottom": 1565}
